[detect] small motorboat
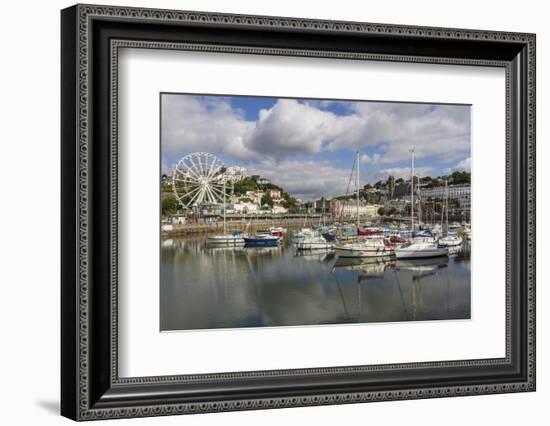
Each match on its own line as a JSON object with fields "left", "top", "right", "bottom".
{"left": 244, "top": 234, "right": 279, "bottom": 247}
{"left": 269, "top": 226, "right": 285, "bottom": 238}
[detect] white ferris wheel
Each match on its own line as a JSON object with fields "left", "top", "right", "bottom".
{"left": 171, "top": 152, "right": 246, "bottom": 210}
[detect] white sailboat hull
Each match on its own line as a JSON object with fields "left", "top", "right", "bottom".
{"left": 439, "top": 235, "right": 463, "bottom": 246}
{"left": 294, "top": 240, "right": 333, "bottom": 250}
{"left": 394, "top": 245, "right": 448, "bottom": 259}
{"left": 206, "top": 235, "right": 245, "bottom": 246}
{"left": 335, "top": 244, "right": 393, "bottom": 258}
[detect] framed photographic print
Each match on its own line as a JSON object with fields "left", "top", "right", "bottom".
{"left": 61, "top": 4, "right": 536, "bottom": 421}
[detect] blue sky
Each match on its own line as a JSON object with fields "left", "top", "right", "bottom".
{"left": 161, "top": 94, "right": 471, "bottom": 201}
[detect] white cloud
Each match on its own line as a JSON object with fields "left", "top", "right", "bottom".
{"left": 378, "top": 166, "right": 434, "bottom": 181}
{"left": 327, "top": 102, "right": 471, "bottom": 164}
{"left": 161, "top": 95, "right": 257, "bottom": 164}
{"left": 243, "top": 99, "right": 343, "bottom": 160}
{"left": 162, "top": 95, "right": 471, "bottom": 188}
{"left": 361, "top": 153, "right": 381, "bottom": 165}
{"left": 248, "top": 159, "right": 355, "bottom": 201}
{"left": 450, "top": 157, "right": 471, "bottom": 172}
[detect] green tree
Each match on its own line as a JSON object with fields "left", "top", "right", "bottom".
{"left": 261, "top": 194, "right": 274, "bottom": 208}
{"left": 162, "top": 197, "right": 179, "bottom": 215}
{"left": 377, "top": 207, "right": 386, "bottom": 216}
{"left": 233, "top": 177, "right": 259, "bottom": 195}
{"left": 282, "top": 196, "right": 298, "bottom": 213}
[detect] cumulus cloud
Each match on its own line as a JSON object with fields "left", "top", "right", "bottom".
{"left": 161, "top": 95, "right": 257, "bottom": 164}
{"left": 327, "top": 102, "right": 471, "bottom": 164}
{"left": 361, "top": 153, "right": 381, "bottom": 165}
{"left": 378, "top": 166, "right": 434, "bottom": 181}
{"left": 248, "top": 159, "right": 355, "bottom": 201}
{"left": 243, "top": 99, "right": 340, "bottom": 159}
{"left": 450, "top": 157, "right": 471, "bottom": 172}
{"left": 161, "top": 95, "right": 471, "bottom": 197}
{"left": 163, "top": 95, "right": 470, "bottom": 165}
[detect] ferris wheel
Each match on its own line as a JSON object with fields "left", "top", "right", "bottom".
{"left": 172, "top": 152, "right": 228, "bottom": 210}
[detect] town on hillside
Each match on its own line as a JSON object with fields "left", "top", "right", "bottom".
{"left": 161, "top": 169, "right": 470, "bottom": 226}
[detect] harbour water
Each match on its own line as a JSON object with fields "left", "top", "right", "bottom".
{"left": 160, "top": 234, "right": 471, "bottom": 331}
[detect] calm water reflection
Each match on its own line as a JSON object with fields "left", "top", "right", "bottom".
{"left": 160, "top": 235, "right": 471, "bottom": 331}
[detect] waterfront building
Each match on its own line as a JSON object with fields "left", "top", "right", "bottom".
{"left": 232, "top": 202, "right": 259, "bottom": 214}
{"left": 244, "top": 190, "right": 263, "bottom": 205}
{"left": 329, "top": 199, "right": 382, "bottom": 218}
{"left": 266, "top": 188, "right": 283, "bottom": 202}
{"left": 420, "top": 184, "right": 471, "bottom": 212}
{"left": 420, "top": 184, "right": 470, "bottom": 200}
{"left": 166, "top": 214, "right": 186, "bottom": 224}
{"left": 384, "top": 199, "right": 408, "bottom": 213}
{"left": 394, "top": 182, "right": 412, "bottom": 200}
{"left": 271, "top": 205, "right": 288, "bottom": 214}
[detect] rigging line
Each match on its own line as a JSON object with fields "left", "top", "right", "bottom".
{"left": 336, "top": 152, "right": 358, "bottom": 233}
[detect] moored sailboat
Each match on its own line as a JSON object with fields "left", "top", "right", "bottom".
{"left": 439, "top": 232, "right": 463, "bottom": 247}
{"left": 438, "top": 180, "right": 463, "bottom": 247}
{"left": 206, "top": 179, "right": 245, "bottom": 247}
{"left": 334, "top": 152, "right": 394, "bottom": 259}
{"left": 394, "top": 241, "right": 448, "bottom": 259}
{"left": 207, "top": 232, "right": 246, "bottom": 247}
{"left": 394, "top": 148, "right": 448, "bottom": 260}
{"left": 294, "top": 234, "right": 334, "bottom": 251}
{"left": 335, "top": 238, "right": 394, "bottom": 258}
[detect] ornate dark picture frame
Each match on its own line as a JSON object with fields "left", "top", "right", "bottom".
{"left": 61, "top": 4, "right": 536, "bottom": 421}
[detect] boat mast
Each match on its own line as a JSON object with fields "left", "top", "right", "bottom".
{"left": 410, "top": 148, "right": 415, "bottom": 234}
{"left": 356, "top": 151, "right": 360, "bottom": 230}
{"left": 445, "top": 178, "right": 449, "bottom": 236}
{"left": 223, "top": 179, "right": 227, "bottom": 234}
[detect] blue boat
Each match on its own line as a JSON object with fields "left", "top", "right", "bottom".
{"left": 244, "top": 235, "right": 279, "bottom": 247}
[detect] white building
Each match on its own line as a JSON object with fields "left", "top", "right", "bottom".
{"left": 330, "top": 200, "right": 381, "bottom": 218}
{"left": 420, "top": 184, "right": 470, "bottom": 210}
{"left": 232, "top": 202, "right": 259, "bottom": 214}
{"left": 420, "top": 184, "right": 470, "bottom": 200}
{"left": 271, "top": 205, "right": 288, "bottom": 214}
{"left": 266, "top": 188, "right": 283, "bottom": 202}
{"left": 250, "top": 190, "right": 264, "bottom": 203}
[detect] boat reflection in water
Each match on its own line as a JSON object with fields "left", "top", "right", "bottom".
{"left": 332, "top": 256, "right": 394, "bottom": 276}
{"left": 161, "top": 234, "right": 470, "bottom": 331}
{"left": 395, "top": 256, "right": 449, "bottom": 276}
